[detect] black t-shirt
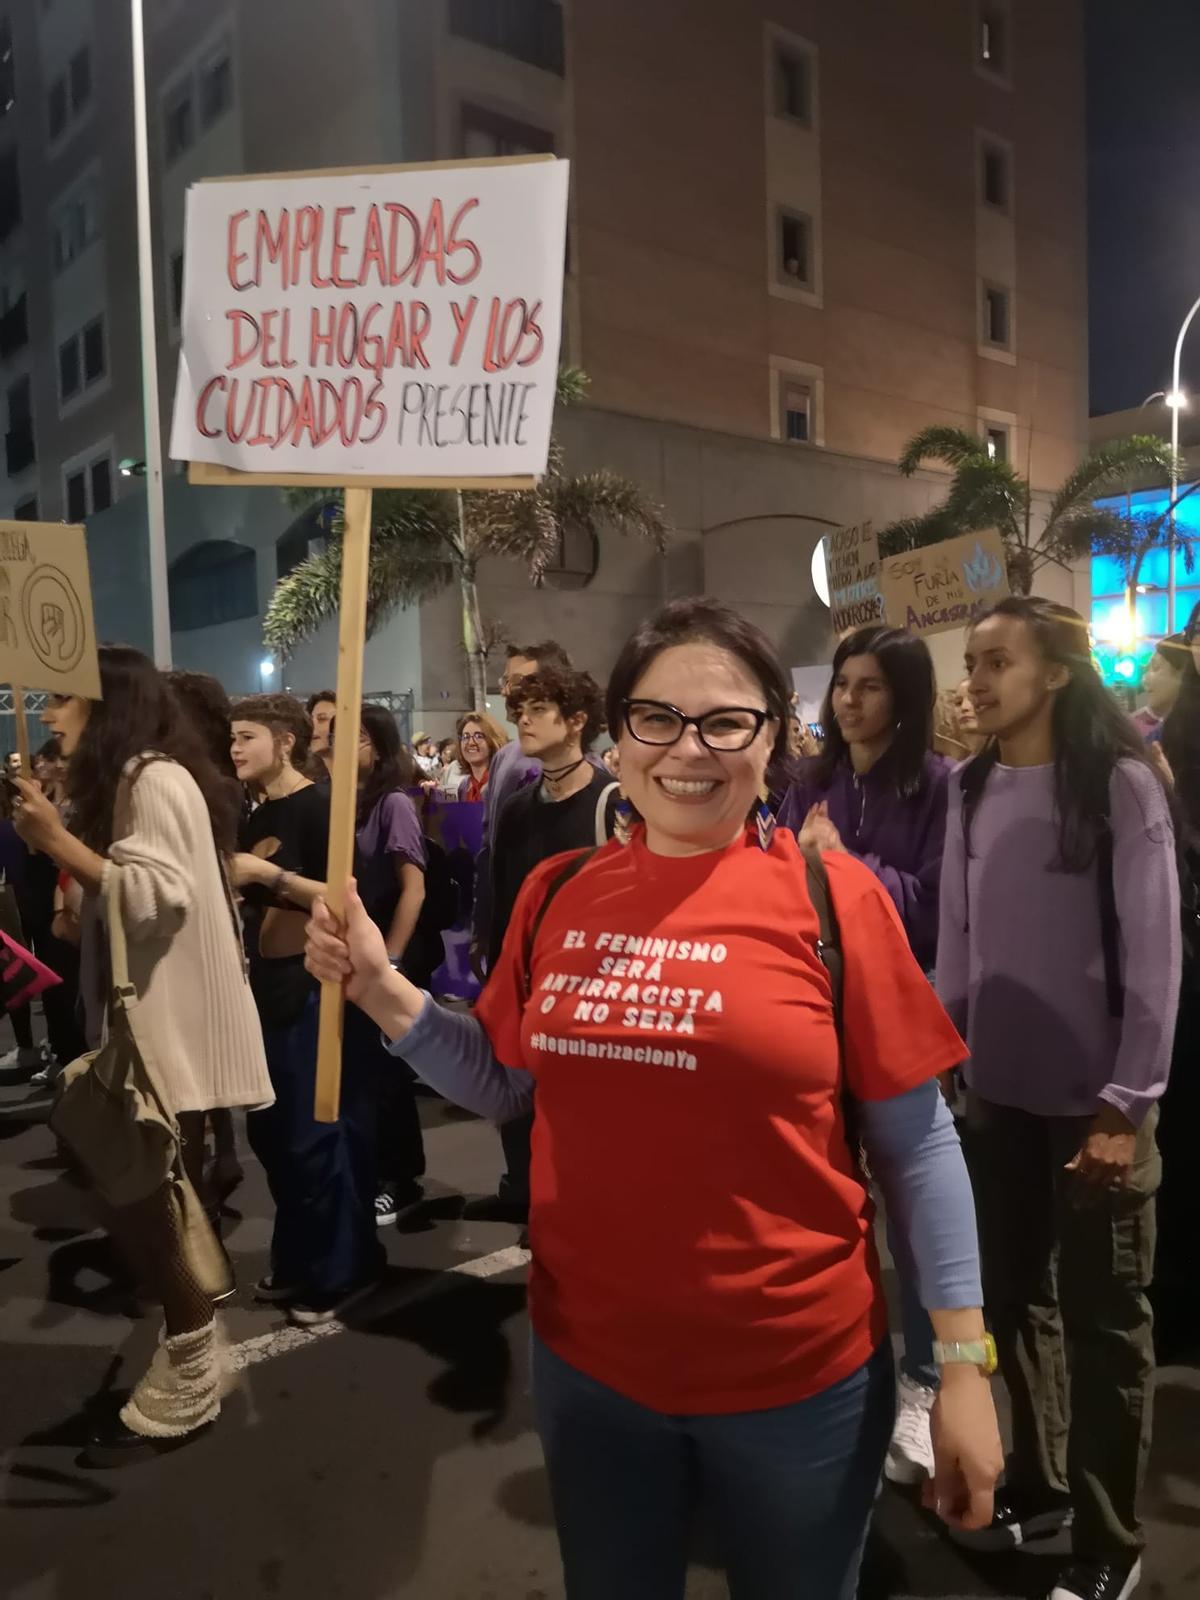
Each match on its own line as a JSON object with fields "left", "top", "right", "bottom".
{"left": 487, "top": 767, "right": 617, "bottom": 971}
{"left": 239, "top": 782, "right": 330, "bottom": 1026}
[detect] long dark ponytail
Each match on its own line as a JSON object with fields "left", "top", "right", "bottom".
{"left": 961, "top": 597, "right": 1167, "bottom": 869}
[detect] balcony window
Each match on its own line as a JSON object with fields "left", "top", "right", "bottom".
{"left": 53, "top": 186, "right": 100, "bottom": 273}
{"left": 982, "top": 284, "right": 1012, "bottom": 350}
{"left": 0, "top": 292, "right": 27, "bottom": 359}
{"left": 460, "top": 103, "right": 554, "bottom": 160}
{"left": 0, "top": 148, "right": 20, "bottom": 242}
{"left": 449, "top": 0, "right": 565, "bottom": 75}
{"left": 776, "top": 208, "right": 813, "bottom": 289}
{"left": 169, "top": 539, "right": 259, "bottom": 632}
{"left": 773, "top": 44, "right": 812, "bottom": 126}
{"left": 13, "top": 495, "right": 37, "bottom": 522}
{"left": 69, "top": 46, "right": 91, "bottom": 114}
{"left": 165, "top": 85, "right": 194, "bottom": 164}
{"left": 6, "top": 378, "right": 34, "bottom": 478}
{"left": 199, "top": 45, "right": 233, "bottom": 129}
{"left": 65, "top": 469, "right": 86, "bottom": 522}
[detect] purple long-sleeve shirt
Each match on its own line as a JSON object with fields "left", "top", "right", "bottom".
{"left": 778, "top": 753, "right": 951, "bottom": 969}
{"left": 935, "top": 759, "right": 1180, "bottom": 1127}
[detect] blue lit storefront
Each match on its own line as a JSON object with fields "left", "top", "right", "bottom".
{"left": 1091, "top": 484, "right": 1200, "bottom": 687}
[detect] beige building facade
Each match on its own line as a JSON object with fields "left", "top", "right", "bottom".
{"left": 0, "top": 0, "right": 1089, "bottom": 727}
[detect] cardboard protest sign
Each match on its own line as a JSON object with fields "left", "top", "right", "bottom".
{"left": 880, "top": 529, "right": 1009, "bottom": 639}
{"left": 169, "top": 157, "right": 569, "bottom": 488}
{"left": 0, "top": 521, "right": 100, "bottom": 700}
{"left": 823, "top": 522, "right": 883, "bottom": 634}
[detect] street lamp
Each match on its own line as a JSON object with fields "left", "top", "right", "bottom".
{"left": 1168, "top": 295, "right": 1200, "bottom": 631}
{"left": 258, "top": 656, "right": 276, "bottom": 692}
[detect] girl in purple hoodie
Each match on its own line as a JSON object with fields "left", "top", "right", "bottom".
{"left": 778, "top": 625, "right": 951, "bottom": 970}
{"left": 778, "top": 622, "right": 953, "bottom": 1489}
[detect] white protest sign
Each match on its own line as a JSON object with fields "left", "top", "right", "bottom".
{"left": 169, "top": 159, "right": 570, "bottom": 483}
{"left": 823, "top": 521, "right": 883, "bottom": 635}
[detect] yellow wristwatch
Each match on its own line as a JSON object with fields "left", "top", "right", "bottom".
{"left": 932, "top": 1333, "right": 998, "bottom": 1376}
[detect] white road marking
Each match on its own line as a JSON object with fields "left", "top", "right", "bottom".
{"left": 228, "top": 1245, "right": 531, "bottom": 1372}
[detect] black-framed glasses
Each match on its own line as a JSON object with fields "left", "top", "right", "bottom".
{"left": 622, "top": 699, "right": 770, "bottom": 752}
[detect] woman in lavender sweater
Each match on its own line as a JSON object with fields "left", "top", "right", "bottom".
{"left": 939, "top": 597, "right": 1178, "bottom": 1600}
{"left": 778, "top": 623, "right": 952, "bottom": 1485}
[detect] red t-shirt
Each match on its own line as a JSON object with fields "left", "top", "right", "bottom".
{"left": 475, "top": 825, "right": 966, "bottom": 1414}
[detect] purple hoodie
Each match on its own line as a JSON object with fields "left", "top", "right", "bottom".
{"left": 777, "top": 751, "right": 952, "bottom": 969}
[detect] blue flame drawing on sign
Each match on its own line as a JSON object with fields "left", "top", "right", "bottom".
{"left": 962, "top": 541, "right": 1004, "bottom": 593}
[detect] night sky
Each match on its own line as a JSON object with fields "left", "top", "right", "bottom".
{"left": 1087, "top": 0, "right": 1200, "bottom": 416}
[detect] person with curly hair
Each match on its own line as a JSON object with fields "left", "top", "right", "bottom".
{"left": 463, "top": 663, "right": 618, "bottom": 1225}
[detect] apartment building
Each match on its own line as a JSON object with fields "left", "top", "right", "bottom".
{"left": 0, "top": 0, "right": 1089, "bottom": 722}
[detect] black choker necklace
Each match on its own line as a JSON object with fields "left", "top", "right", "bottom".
{"left": 541, "top": 756, "right": 586, "bottom": 783}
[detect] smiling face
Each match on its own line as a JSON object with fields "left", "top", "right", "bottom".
{"left": 965, "top": 613, "right": 1065, "bottom": 741}
{"left": 231, "top": 719, "right": 289, "bottom": 784}
{"left": 41, "top": 694, "right": 90, "bottom": 758}
{"left": 830, "top": 652, "right": 894, "bottom": 749}
{"left": 618, "top": 642, "right": 776, "bottom": 858}
{"left": 459, "top": 719, "right": 490, "bottom": 770}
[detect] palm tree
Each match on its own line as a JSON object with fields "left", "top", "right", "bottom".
{"left": 264, "top": 369, "right": 669, "bottom": 707}
{"left": 878, "top": 426, "right": 1179, "bottom": 595}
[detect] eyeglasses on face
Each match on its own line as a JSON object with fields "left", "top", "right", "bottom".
{"left": 622, "top": 699, "right": 770, "bottom": 752}
{"left": 461, "top": 731, "right": 486, "bottom": 745}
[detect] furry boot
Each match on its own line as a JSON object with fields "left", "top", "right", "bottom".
{"left": 119, "top": 1318, "right": 222, "bottom": 1439}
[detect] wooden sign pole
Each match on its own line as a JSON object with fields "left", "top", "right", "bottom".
{"left": 11, "top": 684, "right": 29, "bottom": 774}
{"left": 313, "top": 486, "right": 373, "bottom": 1123}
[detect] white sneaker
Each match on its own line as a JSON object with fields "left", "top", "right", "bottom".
{"left": 1, "top": 1043, "right": 47, "bottom": 1072}
{"left": 885, "top": 1373, "right": 936, "bottom": 1484}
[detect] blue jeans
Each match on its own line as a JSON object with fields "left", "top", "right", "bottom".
{"left": 531, "top": 1334, "right": 895, "bottom": 1600}
{"left": 246, "top": 995, "right": 384, "bottom": 1297}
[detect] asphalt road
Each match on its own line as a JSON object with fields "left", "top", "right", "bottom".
{"left": 1, "top": 1053, "right": 1197, "bottom": 1600}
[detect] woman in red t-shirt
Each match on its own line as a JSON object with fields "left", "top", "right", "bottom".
{"left": 307, "top": 598, "right": 1001, "bottom": 1600}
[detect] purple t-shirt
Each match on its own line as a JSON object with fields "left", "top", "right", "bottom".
{"left": 936, "top": 759, "right": 1180, "bottom": 1126}
{"left": 356, "top": 789, "right": 426, "bottom": 931}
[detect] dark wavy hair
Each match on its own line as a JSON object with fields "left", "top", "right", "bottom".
{"left": 605, "top": 597, "right": 791, "bottom": 763}
{"left": 809, "top": 624, "right": 936, "bottom": 797}
{"left": 68, "top": 645, "right": 240, "bottom": 854}
{"left": 166, "top": 670, "right": 236, "bottom": 780}
{"left": 507, "top": 664, "right": 606, "bottom": 751}
{"left": 1162, "top": 605, "right": 1200, "bottom": 843}
{"left": 357, "top": 702, "right": 419, "bottom": 822}
{"left": 962, "top": 597, "right": 1166, "bottom": 869}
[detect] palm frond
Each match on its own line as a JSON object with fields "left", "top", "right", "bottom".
{"left": 555, "top": 366, "right": 590, "bottom": 407}
{"left": 897, "top": 426, "right": 990, "bottom": 477}
{"left": 1043, "top": 435, "right": 1177, "bottom": 532}
{"left": 877, "top": 512, "right": 957, "bottom": 556}
{"left": 263, "top": 543, "right": 345, "bottom": 651}
{"left": 548, "top": 471, "right": 670, "bottom": 549}
{"left": 942, "top": 458, "right": 1027, "bottom": 537}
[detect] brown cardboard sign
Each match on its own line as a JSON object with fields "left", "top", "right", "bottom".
{"left": 0, "top": 520, "right": 100, "bottom": 699}
{"left": 880, "top": 529, "right": 1009, "bottom": 638}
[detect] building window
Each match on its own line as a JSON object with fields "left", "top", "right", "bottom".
{"left": 69, "top": 46, "right": 91, "bottom": 114}
{"left": 985, "top": 425, "right": 1009, "bottom": 462}
{"left": 0, "top": 146, "right": 19, "bottom": 243}
{"left": 90, "top": 455, "right": 112, "bottom": 512}
{"left": 773, "top": 44, "right": 811, "bottom": 125}
{"left": 0, "top": 18, "right": 14, "bottom": 120}
{"left": 53, "top": 183, "right": 100, "bottom": 273}
{"left": 58, "top": 335, "right": 80, "bottom": 401}
{"left": 781, "top": 380, "right": 812, "bottom": 443}
{"left": 6, "top": 373, "right": 33, "bottom": 475}
{"left": 460, "top": 103, "right": 554, "bottom": 159}
{"left": 62, "top": 451, "right": 113, "bottom": 521}
{"left": 199, "top": 43, "right": 233, "bottom": 129}
{"left": 981, "top": 142, "right": 1009, "bottom": 210}
{"left": 170, "top": 250, "right": 184, "bottom": 323}
{"left": 978, "top": 2, "right": 1010, "bottom": 78}
{"left": 58, "top": 315, "right": 106, "bottom": 405}
{"left": 168, "top": 539, "right": 259, "bottom": 632}
{"left": 83, "top": 316, "right": 105, "bottom": 383}
{"left": 543, "top": 524, "right": 599, "bottom": 591}
{"left": 448, "top": 0, "right": 565, "bottom": 76}
{"left": 982, "top": 284, "right": 1011, "bottom": 349}
{"left": 776, "top": 208, "right": 812, "bottom": 289}
{"left": 47, "top": 76, "right": 67, "bottom": 140}
{"left": 65, "top": 469, "right": 86, "bottom": 522}
{"left": 13, "top": 495, "right": 37, "bottom": 522}
{"left": 164, "top": 83, "right": 194, "bottom": 164}
{"left": 0, "top": 290, "right": 27, "bottom": 359}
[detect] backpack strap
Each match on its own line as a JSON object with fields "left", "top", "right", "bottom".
{"left": 522, "top": 849, "right": 596, "bottom": 998}
{"left": 801, "top": 845, "right": 842, "bottom": 1045}
{"left": 594, "top": 782, "right": 619, "bottom": 848}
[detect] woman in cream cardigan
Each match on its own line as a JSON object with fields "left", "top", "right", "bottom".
{"left": 14, "top": 644, "right": 272, "bottom": 1465}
